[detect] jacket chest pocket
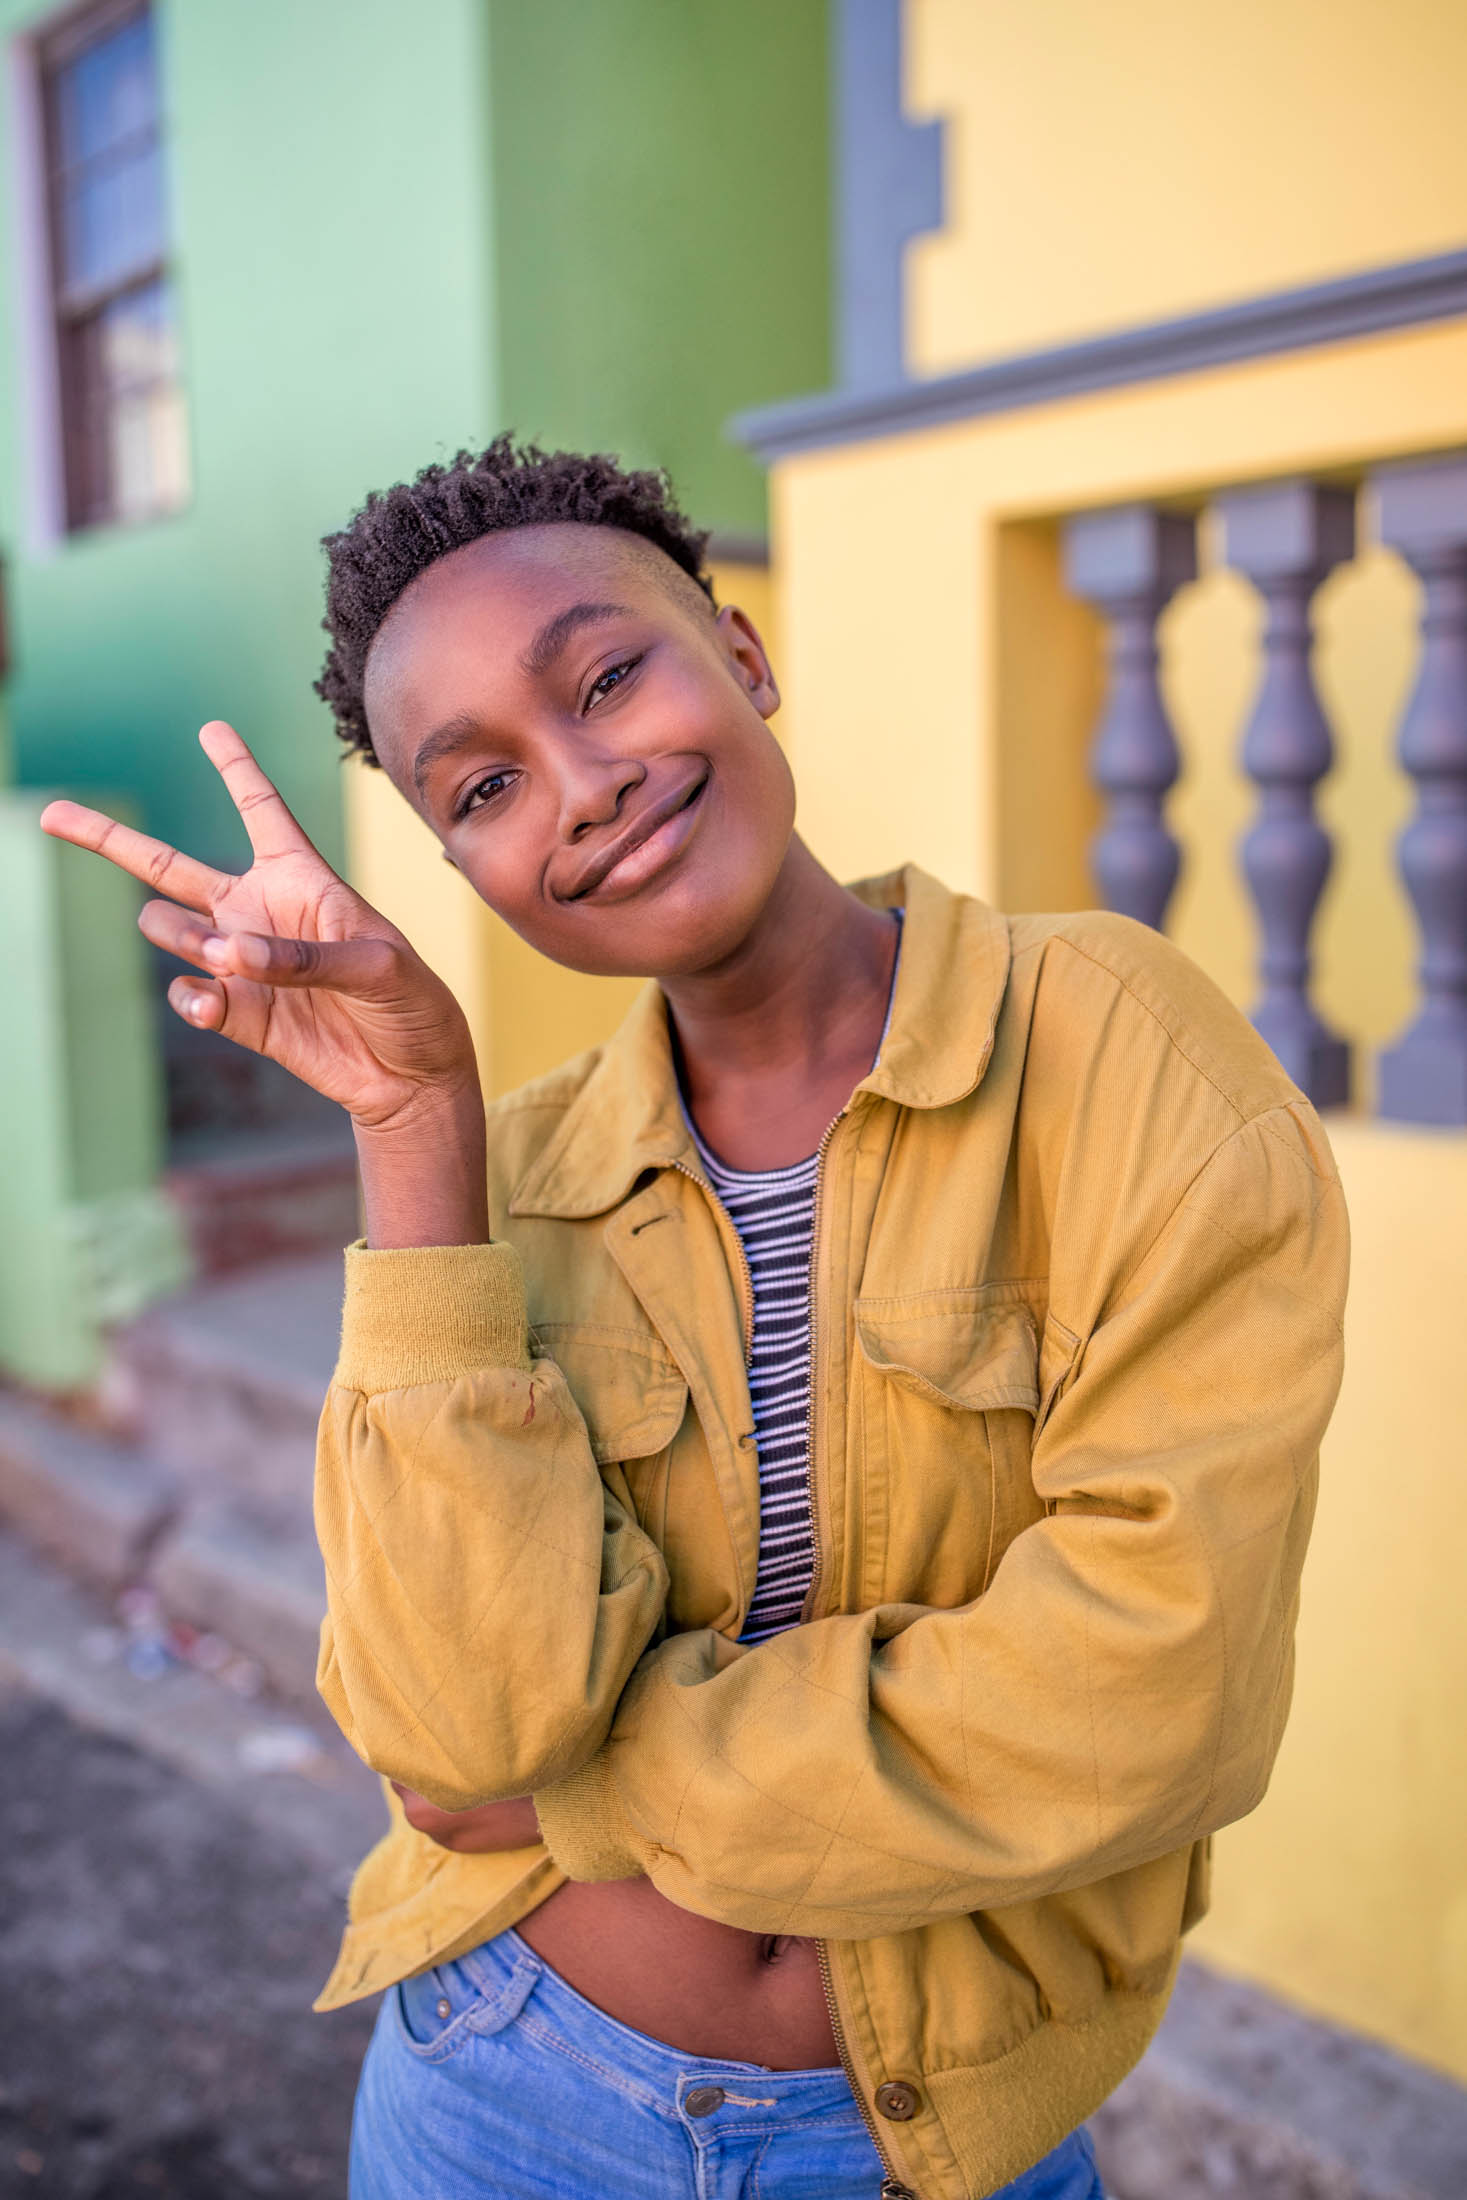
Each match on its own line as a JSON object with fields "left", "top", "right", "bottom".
{"left": 532, "top": 1322, "right": 689, "bottom": 1540}
{"left": 853, "top": 1288, "right": 1073, "bottom": 1610}
{"left": 533, "top": 1322, "right": 735, "bottom": 1631}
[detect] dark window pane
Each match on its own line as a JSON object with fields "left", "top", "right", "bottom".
{"left": 54, "top": 15, "right": 156, "bottom": 170}
{"left": 58, "top": 136, "right": 162, "bottom": 293}
{"left": 45, "top": 8, "right": 184, "bottom": 532}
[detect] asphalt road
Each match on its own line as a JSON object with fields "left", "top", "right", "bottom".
{"left": 0, "top": 1684, "right": 376, "bottom": 2199}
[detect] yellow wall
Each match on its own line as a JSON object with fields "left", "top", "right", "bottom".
{"left": 344, "top": 556, "right": 779, "bottom": 1099}
{"left": 1193, "top": 1119, "right": 1467, "bottom": 2083}
{"left": 905, "top": 0, "right": 1467, "bottom": 377}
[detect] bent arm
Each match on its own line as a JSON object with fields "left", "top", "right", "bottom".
{"left": 530, "top": 1106, "right": 1348, "bottom": 1936}
{"left": 315, "top": 1238, "right": 669, "bottom": 1805}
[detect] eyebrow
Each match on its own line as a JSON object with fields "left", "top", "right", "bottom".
{"left": 521, "top": 600, "right": 635, "bottom": 678}
{"left": 411, "top": 714, "right": 484, "bottom": 800}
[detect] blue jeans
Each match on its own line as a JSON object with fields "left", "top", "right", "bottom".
{"left": 350, "top": 1925, "right": 1105, "bottom": 2199}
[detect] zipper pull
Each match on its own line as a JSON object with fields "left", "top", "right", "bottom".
{"left": 880, "top": 2182, "right": 918, "bottom": 2199}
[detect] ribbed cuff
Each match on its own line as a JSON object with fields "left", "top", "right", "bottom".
{"left": 532, "top": 1749, "right": 653, "bottom": 1883}
{"left": 333, "top": 1239, "right": 532, "bottom": 1393}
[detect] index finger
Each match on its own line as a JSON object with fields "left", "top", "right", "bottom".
{"left": 200, "top": 720, "right": 315, "bottom": 860}
{"left": 39, "top": 799, "right": 232, "bottom": 913}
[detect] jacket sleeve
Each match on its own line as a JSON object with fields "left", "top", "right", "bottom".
{"left": 530, "top": 1104, "right": 1348, "bottom": 1937}
{"left": 314, "top": 1239, "right": 669, "bottom": 1808}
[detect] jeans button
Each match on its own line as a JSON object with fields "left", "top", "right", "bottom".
{"left": 435, "top": 1998, "right": 452, "bottom": 2020}
{"left": 684, "top": 2086, "right": 725, "bottom": 2118}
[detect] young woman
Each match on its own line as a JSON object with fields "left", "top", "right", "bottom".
{"left": 44, "top": 440, "right": 1347, "bottom": 2200}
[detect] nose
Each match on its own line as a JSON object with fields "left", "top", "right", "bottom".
{"left": 555, "top": 741, "right": 645, "bottom": 844}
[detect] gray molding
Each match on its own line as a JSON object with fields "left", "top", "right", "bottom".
{"left": 731, "top": 246, "right": 1467, "bottom": 463}
{"left": 703, "top": 530, "right": 770, "bottom": 570}
{"left": 834, "top": 0, "right": 944, "bottom": 391}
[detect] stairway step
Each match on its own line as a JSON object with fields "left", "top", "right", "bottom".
{"left": 151, "top": 1500, "right": 326, "bottom": 1707}
{"left": 0, "top": 1392, "right": 177, "bottom": 1587}
{"left": 105, "top": 1252, "right": 342, "bottom": 1513}
{"left": 164, "top": 1123, "right": 359, "bottom": 1278}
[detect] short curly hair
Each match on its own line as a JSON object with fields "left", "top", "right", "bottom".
{"left": 316, "top": 434, "right": 714, "bottom": 763}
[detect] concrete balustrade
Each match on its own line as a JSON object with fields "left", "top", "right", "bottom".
{"left": 1067, "top": 456, "right": 1467, "bottom": 1122}
{"left": 1373, "top": 453, "right": 1467, "bottom": 1126}
{"left": 1062, "top": 503, "right": 1197, "bottom": 932}
{"left": 1217, "top": 479, "right": 1355, "bottom": 1109}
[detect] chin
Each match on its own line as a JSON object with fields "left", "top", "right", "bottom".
{"left": 556, "top": 895, "right": 761, "bottom": 982}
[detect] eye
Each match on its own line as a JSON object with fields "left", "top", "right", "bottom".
{"left": 456, "top": 768, "right": 515, "bottom": 820}
{"left": 586, "top": 655, "right": 642, "bottom": 708}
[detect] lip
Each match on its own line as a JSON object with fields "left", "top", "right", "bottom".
{"left": 561, "top": 768, "right": 710, "bottom": 903}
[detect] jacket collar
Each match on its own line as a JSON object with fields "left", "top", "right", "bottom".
{"left": 508, "top": 864, "right": 1012, "bottom": 1222}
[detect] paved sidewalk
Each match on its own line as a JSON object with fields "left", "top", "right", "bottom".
{"left": 0, "top": 1680, "right": 377, "bottom": 2199}
{"left": 0, "top": 1524, "right": 384, "bottom": 2199}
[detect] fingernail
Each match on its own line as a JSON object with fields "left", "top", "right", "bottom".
{"left": 201, "top": 935, "right": 229, "bottom": 967}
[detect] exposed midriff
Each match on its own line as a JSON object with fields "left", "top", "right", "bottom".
{"left": 513, "top": 1875, "right": 840, "bottom": 2069}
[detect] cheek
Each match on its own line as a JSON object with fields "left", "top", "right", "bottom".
{"left": 720, "top": 727, "right": 797, "bottom": 861}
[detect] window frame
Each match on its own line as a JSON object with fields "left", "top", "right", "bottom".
{"left": 34, "top": 0, "right": 185, "bottom": 535}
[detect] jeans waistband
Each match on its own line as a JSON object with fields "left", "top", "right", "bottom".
{"left": 455, "top": 1926, "right": 860, "bottom": 2120}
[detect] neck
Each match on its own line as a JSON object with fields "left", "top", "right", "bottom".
{"left": 661, "top": 839, "right": 900, "bottom": 1169}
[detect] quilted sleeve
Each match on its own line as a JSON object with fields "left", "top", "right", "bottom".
{"left": 313, "top": 1239, "right": 669, "bottom": 1808}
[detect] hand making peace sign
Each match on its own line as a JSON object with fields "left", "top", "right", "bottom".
{"left": 41, "top": 722, "right": 480, "bottom": 1136}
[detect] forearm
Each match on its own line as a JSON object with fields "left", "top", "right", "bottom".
{"left": 353, "top": 1078, "right": 490, "bottom": 1249}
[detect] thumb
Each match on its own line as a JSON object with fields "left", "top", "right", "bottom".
{"left": 202, "top": 930, "right": 413, "bottom": 996}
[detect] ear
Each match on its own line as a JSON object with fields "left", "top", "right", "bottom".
{"left": 714, "top": 604, "right": 781, "bottom": 721}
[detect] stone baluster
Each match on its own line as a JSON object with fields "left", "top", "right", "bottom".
{"left": 1063, "top": 504, "right": 1197, "bottom": 929}
{"left": 1374, "top": 454, "right": 1467, "bottom": 1125}
{"left": 1217, "top": 480, "right": 1354, "bottom": 1108}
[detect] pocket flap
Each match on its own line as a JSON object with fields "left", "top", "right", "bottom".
{"left": 531, "top": 1322, "right": 689, "bottom": 1463}
{"left": 854, "top": 1289, "right": 1039, "bottom": 1413}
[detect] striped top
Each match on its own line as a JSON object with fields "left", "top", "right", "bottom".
{"left": 685, "top": 912, "right": 903, "bottom": 1645}
{"left": 690, "top": 1134, "right": 822, "bottom": 1642}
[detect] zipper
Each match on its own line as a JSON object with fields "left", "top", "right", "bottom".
{"left": 679, "top": 1126, "right": 920, "bottom": 2198}
{"left": 803, "top": 1111, "right": 921, "bottom": 2200}
{"left": 668, "top": 1156, "right": 754, "bottom": 1366}
{"left": 798, "top": 1108, "right": 845, "bottom": 1626}
{"left": 817, "top": 1940, "right": 919, "bottom": 2198}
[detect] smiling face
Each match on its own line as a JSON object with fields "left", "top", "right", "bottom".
{"left": 363, "top": 524, "right": 797, "bottom": 979}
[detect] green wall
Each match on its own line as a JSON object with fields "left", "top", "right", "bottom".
{"left": 0, "top": 0, "right": 497, "bottom": 864}
{"left": 488, "top": 0, "right": 829, "bottom": 543}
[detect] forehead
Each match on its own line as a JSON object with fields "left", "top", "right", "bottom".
{"left": 366, "top": 525, "right": 691, "bottom": 705}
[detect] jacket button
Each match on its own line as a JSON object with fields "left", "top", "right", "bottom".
{"left": 875, "top": 2080, "right": 921, "bottom": 2121}
{"left": 684, "top": 2086, "right": 725, "bottom": 2118}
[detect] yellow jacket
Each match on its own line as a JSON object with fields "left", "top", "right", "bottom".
{"left": 314, "top": 866, "right": 1347, "bottom": 2200}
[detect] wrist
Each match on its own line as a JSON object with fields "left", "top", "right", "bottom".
{"left": 350, "top": 1068, "right": 483, "bottom": 1143}
{"left": 352, "top": 1080, "right": 490, "bottom": 1250}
